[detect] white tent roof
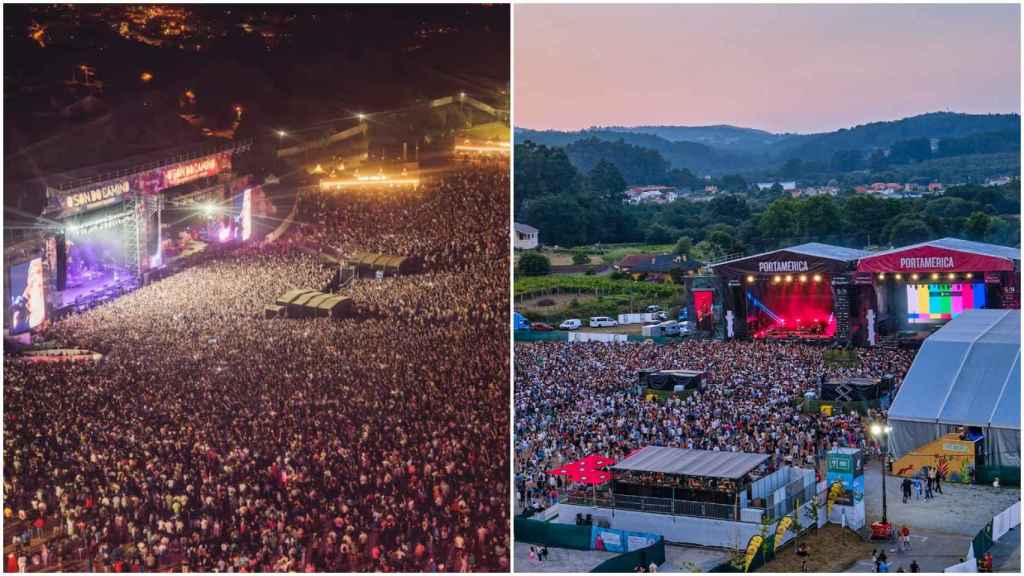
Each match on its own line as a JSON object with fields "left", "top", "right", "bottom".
{"left": 611, "top": 446, "right": 769, "bottom": 479}
{"left": 888, "top": 309, "right": 1020, "bottom": 430}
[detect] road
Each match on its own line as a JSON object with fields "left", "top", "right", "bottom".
{"left": 845, "top": 461, "right": 1020, "bottom": 572}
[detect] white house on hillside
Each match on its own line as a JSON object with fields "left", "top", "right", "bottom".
{"left": 514, "top": 222, "right": 539, "bottom": 250}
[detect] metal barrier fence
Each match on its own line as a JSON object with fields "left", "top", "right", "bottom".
{"left": 764, "top": 482, "right": 817, "bottom": 521}
{"left": 591, "top": 539, "right": 666, "bottom": 573}
{"left": 513, "top": 330, "right": 678, "bottom": 345}
{"left": 564, "top": 493, "right": 737, "bottom": 521}
{"left": 514, "top": 515, "right": 593, "bottom": 550}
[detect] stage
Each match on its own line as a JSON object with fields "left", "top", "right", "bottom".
{"left": 710, "top": 243, "right": 870, "bottom": 343}
{"left": 58, "top": 268, "right": 138, "bottom": 311}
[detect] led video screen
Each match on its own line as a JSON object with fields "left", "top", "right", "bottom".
{"left": 231, "top": 188, "right": 253, "bottom": 242}
{"left": 8, "top": 258, "right": 46, "bottom": 334}
{"left": 242, "top": 188, "right": 253, "bottom": 241}
{"left": 906, "top": 282, "right": 987, "bottom": 324}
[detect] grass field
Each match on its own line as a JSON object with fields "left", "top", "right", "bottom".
{"left": 514, "top": 274, "right": 678, "bottom": 298}
{"left": 597, "top": 244, "right": 675, "bottom": 264}
{"left": 514, "top": 274, "right": 680, "bottom": 323}
{"left": 514, "top": 244, "right": 676, "bottom": 267}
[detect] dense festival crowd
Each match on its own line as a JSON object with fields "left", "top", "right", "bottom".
{"left": 514, "top": 339, "right": 916, "bottom": 510}
{"left": 293, "top": 167, "right": 508, "bottom": 273}
{"left": 4, "top": 166, "right": 510, "bottom": 572}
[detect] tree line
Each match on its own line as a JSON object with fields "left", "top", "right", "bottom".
{"left": 515, "top": 141, "right": 1020, "bottom": 260}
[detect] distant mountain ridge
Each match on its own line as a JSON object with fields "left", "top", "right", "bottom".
{"left": 602, "top": 124, "right": 787, "bottom": 152}
{"left": 516, "top": 111, "right": 1020, "bottom": 176}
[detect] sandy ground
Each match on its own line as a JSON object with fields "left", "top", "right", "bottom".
{"left": 513, "top": 541, "right": 732, "bottom": 573}
{"left": 841, "top": 461, "right": 1022, "bottom": 573}
{"left": 663, "top": 544, "right": 733, "bottom": 572}
{"left": 768, "top": 524, "right": 876, "bottom": 573}
{"left": 513, "top": 542, "right": 618, "bottom": 573}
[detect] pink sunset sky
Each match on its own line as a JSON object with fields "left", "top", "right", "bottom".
{"left": 514, "top": 4, "right": 1021, "bottom": 133}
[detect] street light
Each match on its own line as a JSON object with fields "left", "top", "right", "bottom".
{"left": 870, "top": 422, "right": 893, "bottom": 525}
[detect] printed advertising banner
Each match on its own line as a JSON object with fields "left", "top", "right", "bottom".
{"left": 826, "top": 450, "right": 864, "bottom": 507}
{"left": 161, "top": 154, "right": 229, "bottom": 189}
{"left": 858, "top": 246, "right": 1015, "bottom": 273}
{"left": 713, "top": 249, "right": 856, "bottom": 279}
{"left": 590, "top": 527, "right": 659, "bottom": 553}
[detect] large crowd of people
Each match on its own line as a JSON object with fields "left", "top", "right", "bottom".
{"left": 514, "top": 339, "right": 916, "bottom": 511}
{"left": 4, "top": 165, "right": 510, "bottom": 572}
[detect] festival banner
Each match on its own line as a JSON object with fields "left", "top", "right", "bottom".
{"left": 590, "top": 527, "right": 659, "bottom": 553}
{"left": 858, "top": 246, "right": 1015, "bottom": 273}
{"left": 59, "top": 179, "right": 132, "bottom": 213}
{"left": 743, "top": 535, "right": 764, "bottom": 572}
{"left": 713, "top": 249, "right": 858, "bottom": 279}
{"left": 161, "top": 154, "right": 230, "bottom": 189}
{"left": 773, "top": 516, "right": 794, "bottom": 552}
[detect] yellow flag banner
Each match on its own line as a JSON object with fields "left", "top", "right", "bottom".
{"left": 827, "top": 480, "right": 844, "bottom": 516}
{"left": 773, "top": 516, "right": 793, "bottom": 552}
{"left": 820, "top": 404, "right": 833, "bottom": 416}
{"left": 744, "top": 535, "right": 764, "bottom": 572}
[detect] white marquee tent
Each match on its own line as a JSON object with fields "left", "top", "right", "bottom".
{"left": 888, "top": 309, "right": 1020, "bottom": 479}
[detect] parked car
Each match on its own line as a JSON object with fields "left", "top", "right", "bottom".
{"left": 657, "top": 320, "right": 681, "bottom": 336}
{"left": 655, "top": 311, "right": 669, "bottom": 321}
{"left": 531, "top": 322, "right": 555, "bottom": 331}
{"left": 589, "top": 316, "right": 618, "bottom": 328}
{"left": 679, "top": 321, "right": 696, "bottom": 334}
{"left": 646, "top": 305, "right": 662, "bottom": 313}
{"left": 559, "top": 318, "right": 582, "bottom": 330}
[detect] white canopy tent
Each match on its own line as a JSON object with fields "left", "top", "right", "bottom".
{"left": 888, "top": 309, "right": 1020, "bottom": 479}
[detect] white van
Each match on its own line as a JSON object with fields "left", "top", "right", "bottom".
{"left": 657, "top": 320, "right": 681, "bottom": 336}
{"left": 559, "top": 318, "right": 582, "bottom": 330}
{"left": 589, "top": 316, "right": 618, "bottom": 328}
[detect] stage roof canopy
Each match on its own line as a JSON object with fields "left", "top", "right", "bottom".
{"left": 888, "top": 309, "right": 1020, "bottom": 430}
{"left": 611, "top": 446, "right": 769, "bottom": 479}
{"left": 857, "top": 237, "right": 1020, "bottom": 273}
{"left": 710, "top": 242, "right": 869, "bottom": 278}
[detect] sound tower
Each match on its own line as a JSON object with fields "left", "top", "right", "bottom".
{"left": 55, "top": 233, "right": 68, "bottom": 291}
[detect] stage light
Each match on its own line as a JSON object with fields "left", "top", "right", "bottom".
{"left": 911, "top": 273, "right": 919, "bottom": 281}
{"left": 895, "top": 273, "right": 902, "bottom": 281}
{"left": 812, "top": 274, "right": 822, "bottom": 282}
{"left": 201, "top": 203, "right": 218, "bottom": 217}
{"left": 746, "top": 275, "right": 755, "bottom": 284}
{"left": 878, "top": 273, "right": 885, "bottom": 280}
{"left": 218, "top": 226, "right": 231, "bottom": 243}
{"left": 948, "top": 273, "right": 956, "bottom": 280}
{"left": 966, "top": 273, "right": 973, "bottom": 279}
{"left": 459, "top": 91, "right": 466, "bottom": 99}
{"left": 140, "top": 71, "right": 153, "bottom": 82}
{"left": 784, "top": 275, "right": 792, "bottom": 283}
{"left": 870, "top": 423, "right": 882, "bottom": 437}
{"left": 277, "top": 130, "right": 287, "bottom": 137}
{"left": 931, "top": 273, "right": 939, "bottom": 280}
{"left": 799, "top": 274, "right": 807, "bottom": 283}
{"left": 773, "top": 275, "right": 781, "bottom": 284}
{"left": 357, "top": 113, "right": 366, "bottom": 121}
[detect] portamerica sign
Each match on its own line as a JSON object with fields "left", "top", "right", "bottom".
{"left": 899, "top": 256, "right": 955, "bottom": 269}
{"left": 757, "top": 260, "right": 810, "bottom": 273}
